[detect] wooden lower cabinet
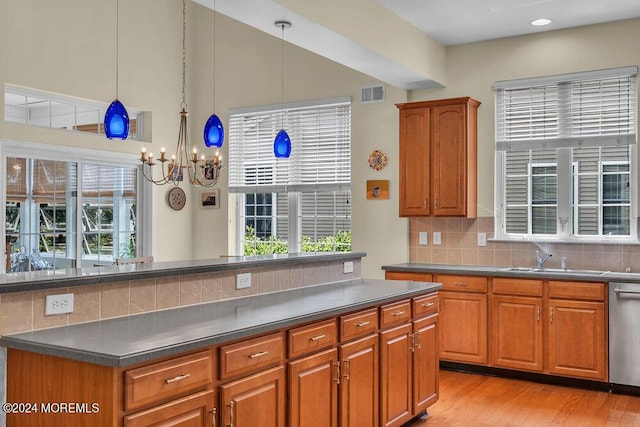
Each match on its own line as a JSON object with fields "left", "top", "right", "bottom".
{"left": 220, "top": 366, "right": 286, "bottom": 427}
{"left": 124, "top": 390, "right": 216, "bottom": 427}
{"left": 548, "top": 299, "right": 606, "bottom": 380}
{"left": 490, "top": 295, "right": 543, "bottom": 372}
{"left": 288, "top": 348, "right": 339, "bottom": 427}
{"left": 339, "top": 334, "right": 379, "bottom": 427}
{"left": 413, "top": 315, "right": 439, "bottom": 413}
{"left": 439, "top": 291, "right": 487, "bottom": 364}
{"left": 380, "top": 323, "right": 413, "bottom": 427}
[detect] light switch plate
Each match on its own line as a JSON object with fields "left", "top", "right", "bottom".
{"left": 478, "top": 233, "right": 487, "bottom": 247}
{"left": 343, "top": 261, "right": 354, "bottom": 274}
{"left": 433, "top": 232, "right": 442, "bottom": 245}
{"left": 236, "top": 273, "right": 252, "bottom": 289}
{"left": 419, "top": 232, "right": 428, "bottom": 246}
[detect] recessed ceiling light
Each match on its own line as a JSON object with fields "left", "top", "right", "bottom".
{"left": 531, "top": 18, "right": 552, "bottom": 26}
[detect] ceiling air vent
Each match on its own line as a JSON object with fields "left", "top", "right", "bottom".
{"left": 360, "top": 85, "right": 385, "bottom": 104}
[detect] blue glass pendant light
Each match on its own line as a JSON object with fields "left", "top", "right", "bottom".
{"left": 104, "top": 0, "right": 130, "bottom": 140}
{"left": 273, "top": 20, "right": 292, "bottom": 158}
{"left": 274, "top": 129, "right": 291, "bottom": 158}
{"left": 105, "top": 99, "right": 130, "bottom": 139}
{"left": 203, "top": 0, "right": 224, "bottom": 148}
{"left": 204, "top": 114, "right": 224, "bottom": 147}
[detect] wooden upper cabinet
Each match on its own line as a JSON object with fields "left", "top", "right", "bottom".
{"left": 397, "top": 97, "right": 480, "bottom": 217}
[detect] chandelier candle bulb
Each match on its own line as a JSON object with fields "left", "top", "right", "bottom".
{"left": 160, "top": 148, "right": 166, "bottom": 162}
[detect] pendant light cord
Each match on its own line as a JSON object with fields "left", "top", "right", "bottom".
{"left": 181, "top": 0, "right": 187, "bottom": 111}
{"left": 115, "top": 0, "right": 120, "bottom": 99}
{"left": 280, "top": 23, "right": 285, "bottom": 130}
{"left": 212, "top": 0, "right": 216, "bottom": 111}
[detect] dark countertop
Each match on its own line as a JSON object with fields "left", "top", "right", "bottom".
{"left": 382, "top": 262, "right": 640, "bottom": 284}
{"left": 0, "top": 252, "right": 366, "bottom": 294}
{"left": 0, "top": 278, "right": 441, "bottom": 367}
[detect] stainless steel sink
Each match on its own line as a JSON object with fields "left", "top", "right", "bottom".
{"left": 501, "top": 267, "right": 609, "bottom": 276}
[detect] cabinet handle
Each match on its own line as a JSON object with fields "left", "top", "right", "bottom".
{"left": 356, "top": 321, "right": 370, "bottom": 327}
{"left": 393, "top": 310, "right": 406, "bottom": 317}
{"left": 415, "top": 331, "right": 421, "bottom": 350}
{"left": 410, "top": 333, "right": 415, "bottom": 352}
{"left": 424, "top": 199, "right": 429, "bottom": 210}
{"left": 165, "top": 373, "right": 190, "bottom": 384}
{"left": 422, "top": 302, "right": 435, "bottom": 308}
{"left": 210, "top": 407, "right": 217, "bottom": 427}
{"left": 550, "top": 307, "right": 554, "bottom": 323}
{"left": 248, "top": 351, "right": 269, "bottom": 359}
{"left": 334, "top": 361, "right": 341, "bottom": 384}
{"left": 437, "top": 299, "right": 441, "bottom": 312}
{"left": 434, "top": 199, "right": 439, "bottom": 210}
{"left": 343, "top": 358, "right": 350, "bottom": 380}
{"left": 227, "top": 401, "right": 234, "bottom": 427}
{"left": 537, "top": 306, "right": 540, "bottom": 321}
{"left": 453, "top": 282, "right": 468, "bottom": 287}
{"left": 309, "top": 334, "right": 326, "bottom": 342}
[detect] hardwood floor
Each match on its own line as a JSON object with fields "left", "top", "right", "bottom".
{"left": 405, "top": 370, "right": 640, "bottom": 426}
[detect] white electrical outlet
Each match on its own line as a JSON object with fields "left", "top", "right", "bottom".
{"left": 45, "top": 293, "right": 74, "bottom": 316}
{"left": 433, "top": 232, "right": 442, "bottom": 245}
{"left": 477, "top": 232, "right": 487, "bottom": 247}
{"left": 343, "top": 261, "right": 354, "bottom": 274}
{"left": 236, "top": 273, "right": 252, "bottom": 289}
{"left": 419, "top": 232, "right": 428, "bottom": 246}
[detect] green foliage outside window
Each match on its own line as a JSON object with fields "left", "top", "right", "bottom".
{"left": 244, "top": 226, "right": 351, "bottom": 256}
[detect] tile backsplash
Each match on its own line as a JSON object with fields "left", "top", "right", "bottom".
{"left": 409, "top": 217, "right": 640, "bottom": 273}
{"left": 0, "top": 260, "right": 361, "bottom": 336}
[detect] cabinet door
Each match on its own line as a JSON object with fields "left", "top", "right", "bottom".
{"left": 439, "top": 291, "right": 487, "bottom": 364}
{"left": 339, "top": 334, "right": 379, "bottom": 427}
{"left": 399, "top": 107, "right": 431, "bottom": 216}
{"left": 220, "top": 366, "right": 286, "bottom": 427}
{"left": 431, "top": 103, "right": 467, "bottom": 216}
{"left": 124, "top": 389, "right": 215, "bottom": 427}
{"left": 490, "top": 295, "right": 543, "bottom": 372}
{"left": 413, "top": 314, "right": 439, "bottom": 414}
{"left": 379, "top": 323, "right": 413, "bottom": 427}
{"left": 288, "top": 349, "right": 338, "bottom": 427}
{"left": 548, "top": 300, "right": 606, "bottom": 380}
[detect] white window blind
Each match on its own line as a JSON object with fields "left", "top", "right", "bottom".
{"left": 495, "top": 66, "right": 638, "bottom": 241}
{"left": 228, "top": 97, "right": 351, "bottom": 193}
{"left": 495, "top": 66, "right": 637, "bottom": 151}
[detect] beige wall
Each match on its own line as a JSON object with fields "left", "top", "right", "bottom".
{"left": 2, "top": 1, "right": 639, "bottom": 280}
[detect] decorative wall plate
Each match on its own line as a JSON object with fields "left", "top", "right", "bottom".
{"left": 167, "top": 186, "right": 186, "bottom": 211}
{"left": 368, "top": 149, "right": 388, "bottom": 171}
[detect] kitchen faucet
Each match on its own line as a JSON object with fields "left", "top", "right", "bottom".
{"left": 535, "top": 250, "right": 552, "bottom": 270}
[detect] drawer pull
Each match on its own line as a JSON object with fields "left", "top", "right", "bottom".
{"left": 393, "top": 310, "right": 406, "bottom": 317}
{"left": 356, "top": 321, "right": 370, "bottom": 327}
{"left": 309, "top": 334, "right": 326, "bottom": 342}
{"left": 454, "top": 282, "right": 468, "bottom": 287}
{"left": 165, "top": 373, "right": 191, "bottom": 384}
{"left": 248, "top": 351, "right": 269, "bottom": 359}
{"left": 422, "top": 302, "right": 435, "bottom": 308}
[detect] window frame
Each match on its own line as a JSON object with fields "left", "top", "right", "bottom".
{"left": 495, "top": 66, "right": 638, "bottom": 243}
{"left": 1, "top": 140, "right": 152, "bottom": 272}
{"left": 228, "top": 97, "right": 352, "bottom": 255}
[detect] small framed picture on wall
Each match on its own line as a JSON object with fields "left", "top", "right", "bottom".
{"left": 201, "top": 189, "right": 220, "bottom": 209}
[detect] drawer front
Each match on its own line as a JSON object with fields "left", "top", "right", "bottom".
{"left": 437, "top": 275, "right": 488, "bottom": 292}
{"left": 492, "top": 278, "right": 543, "bottom": 297}
{"left": 385, "top": 271, "right": 433, "bottom": 282}
{"left": 549, "top": 281, "right": 605, "bottom": 301}
{"left": 220, "top": 332, "right": 285, "bottom": 380}
{"left": 288, "top": 319, "right": 338, "bottom": 359}
{"left": 413, "top": 293, "right": 439, "bottom": 318}
{"left": 380, "top": 300, "right": 412, "bottom": 329}
{"left": 124, "top": 350, "right": 213, "bottom": 411}
{"left": 340, "top": 308, "right": 378, "bottom": 341}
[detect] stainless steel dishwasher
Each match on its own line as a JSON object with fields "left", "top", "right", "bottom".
{"left": 609, "top": 282, "right": 640, "bottom": 388}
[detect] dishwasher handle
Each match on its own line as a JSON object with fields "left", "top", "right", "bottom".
{"left": 614, "top": 288, "right": 640, "bottom": 296}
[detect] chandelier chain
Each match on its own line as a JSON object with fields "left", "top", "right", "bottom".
{"left": 181, "top": 0, "right": 187, "bottom": 110}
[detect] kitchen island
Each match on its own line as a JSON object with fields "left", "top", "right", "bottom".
{"left": 1, "top": 271, "right": 441, "bottom": 426}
